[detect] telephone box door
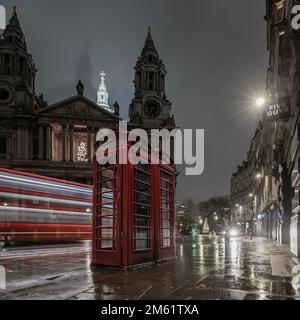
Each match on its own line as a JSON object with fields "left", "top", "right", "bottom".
{"left": 93, "top": 164, "right": 122, "bottom": 267}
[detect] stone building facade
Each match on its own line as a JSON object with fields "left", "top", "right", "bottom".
{"left": 230, "top": 161, "right": 253, "bottom": 234}
{"left": 230, "top": 0, "right": 300, "bottom": 256}
{"left": 0, "top": 9, "right": 176, "bottom": 184}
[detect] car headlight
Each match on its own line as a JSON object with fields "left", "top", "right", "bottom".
{"left": 230, "top": 229, "right": 238, "bottom": 237}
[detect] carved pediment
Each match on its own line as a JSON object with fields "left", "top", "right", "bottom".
{"left": 37, "top": 95, "right": 119, "bottom": 121}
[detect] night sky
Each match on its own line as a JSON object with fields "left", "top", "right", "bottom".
{"left": 2, "top": 0, "right": 268, "bottom": 202}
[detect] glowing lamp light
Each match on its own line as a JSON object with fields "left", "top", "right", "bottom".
{"left": 256, "top": 97, "right": 266, "bottom": 107}
{"left": 256, "top": 173, "right": 262, "bottom": 179}
{"left": 230, "top": 229, "right": 238, "bottom": 237}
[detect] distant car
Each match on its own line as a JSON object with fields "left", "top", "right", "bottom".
{"left": 220, "top": 228, "right": 239, "bottom": 237}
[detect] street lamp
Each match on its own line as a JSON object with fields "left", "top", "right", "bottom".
{"left": 256, "top": 173, "right": 262, "bottom": 180}
{"left": 256, "top": 97, "right": 266, "bottom": 107}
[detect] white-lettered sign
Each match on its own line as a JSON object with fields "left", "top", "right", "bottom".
{"left": 265, "top": 97, "right": 291, "bottom": 122}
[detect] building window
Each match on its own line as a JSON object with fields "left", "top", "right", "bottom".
{"left": 275, "top": 0, "right": 285, "bottom": 23}
{"left": 0, "top": 137, "right": 7, "bottom": 154}
{"left": 149, "top": 72, "right": 154, "bottom": 91}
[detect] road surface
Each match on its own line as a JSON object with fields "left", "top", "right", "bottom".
{"left": 0, "top": 236, "right": 299, "bottom": 300}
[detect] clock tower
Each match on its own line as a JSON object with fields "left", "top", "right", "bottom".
{"left": 129, "top": 28, "right": 175, "bottom": 130}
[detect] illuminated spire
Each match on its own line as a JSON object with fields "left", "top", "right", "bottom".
{"left": 97, "top": 71, "right": 112, "bottom": 112}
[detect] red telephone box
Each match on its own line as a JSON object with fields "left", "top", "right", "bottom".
{"left": 92, "top": 139, "right": 176, "bottom": 268}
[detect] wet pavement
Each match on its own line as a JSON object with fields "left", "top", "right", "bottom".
{"left": 0, "top": 236, "right": 299, "bottom": 300}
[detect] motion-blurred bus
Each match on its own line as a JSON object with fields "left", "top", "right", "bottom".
{"left": 0, "top": 168, "right": 92, "bottom": 244}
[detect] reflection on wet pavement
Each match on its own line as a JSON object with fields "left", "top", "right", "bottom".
{"left": 0, "top": 236, "right": 299, "bottom": 300}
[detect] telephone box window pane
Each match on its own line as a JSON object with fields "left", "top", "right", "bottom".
{"left": 162, "top": 211, "right": 170, "bottom": 219}
{"left": 162, "top": 189, "right": 169, "bottom": 199}
{"left": 136, "top": 204, "right": 148, "bottom": 216}
{"left": 137, "top": 171, "right": 148, "bottom": 181}
{"left": 101, "top": 169, "right": 114, "bottom": 180}
{"left": 163, "top": 229, "right": 171, "bottom": 238}
{"left": 161, "top": 171, "right": 174, "bottom": 248}
{"left": 100, "top": 191, "right": 114, "bottom": 201}
{"left": 135, "top": 227, "right": 149, "bottom": 239}
{"left": 99, "top": 207, "right": 114, "bottom": 216}
{"left": 100, "top": 240, "right": 113, "bottom": 250}
{"left": 163, "top": 239, "right": 171, "bottom": 247}
{"left": 100, "top": 204, "right": 114, "bottom": 212}
{"left": 133, "top": 166, "right": 151, "bottom": 251}
{"left": 136, "top": 216, "right": 149, "bottom": 226}
{"left": 95, "top": 163, "right": 117, "bottom": 252}
{"left": 163, "top": 219, "right": 170, "bottom": 228}
{"left": 137, "top": 164, "right": 149, "bottom": 172}
{"left": 101, "top": 228, "right": 114, "bottom": 238}
{"left": 101, "top": 217, "right": 114, "bottom": 228}
{"left": 102, "top": 180, "right": 115, "bottom": 189}
{"left": 161, "top": 180, "right": 169, "bottom": 189}
{"left": 136, "top": 193, "right": 148, "bottom": 205}
{"left": 97, "top": 216, "right": 112, "bottom": 226}
{"left": 137, "top": 182, "right": 148, "bottom": 193}
{"left": 96, "top": 227, "right": 115, "bottom": 238}
{"left": 162, "top": 199, "right": 170, "bottom": 209}
{"left": 135, "top": 239, "right": 149, "bottom": 250}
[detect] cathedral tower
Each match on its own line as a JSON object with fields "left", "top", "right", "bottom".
{"left": 129, "top": 28, "right": 175, "bottom": 129}
{"left": 0, "top": 6, "right": 36, "bottom": 114}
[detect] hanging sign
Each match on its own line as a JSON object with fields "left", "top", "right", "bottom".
{"left": 265, "top": 97, "right": 291, "bottom": 122}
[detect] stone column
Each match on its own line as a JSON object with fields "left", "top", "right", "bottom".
{"left": 62, "top": 124, "right": 66, "bottom": 162}
{"left": 45, "top": 126, "right": 52, "bottom": 161}
{"left": 38, "top": 126, "right": 44, "bottom": 160}
{"left": 7, "top": 136, "right": 12, "bottom": 162}
{"left": 69, "top": 125, "right": 74, "bottom": 162}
